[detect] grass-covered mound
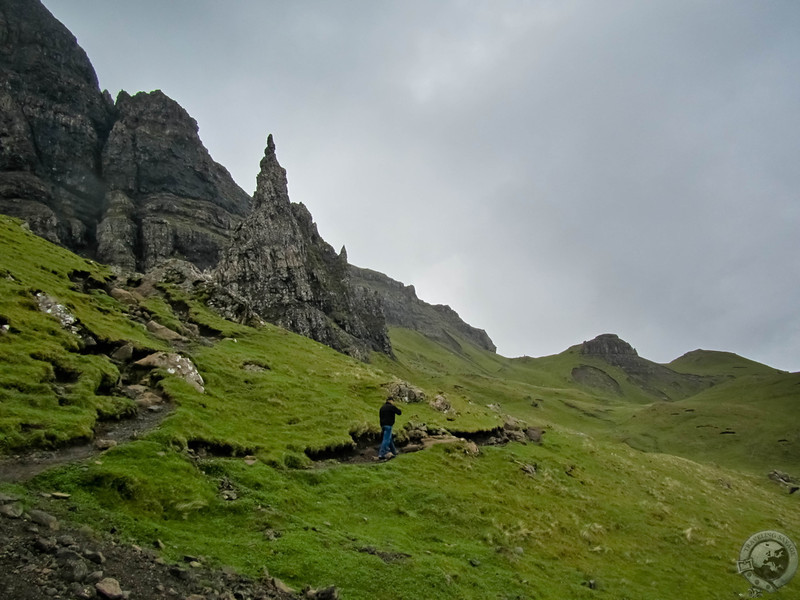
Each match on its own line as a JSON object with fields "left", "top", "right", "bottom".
{"left": 1, "top": 215, "right": 798, "bottom": 599}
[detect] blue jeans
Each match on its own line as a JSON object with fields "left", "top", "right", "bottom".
{"left": 379, "top": 425, "right": 397, "bottom": 457}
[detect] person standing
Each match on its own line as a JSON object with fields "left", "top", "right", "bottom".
{"left": 378, "top": 398, "right": 402, "bottom": 460}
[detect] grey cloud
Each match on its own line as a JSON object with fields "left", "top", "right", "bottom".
{"left": 48, "top": 0, "right": 800, "bottom": 370}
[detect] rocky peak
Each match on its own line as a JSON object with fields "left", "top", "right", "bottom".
{"left": 213, "top": 136, "right": 391, "bottom": 359}
{"left": 581, "top": 334, "right": 637, "bottom": 357}
{"left": 96, "top": 89, "right": 251, "bottom": 271}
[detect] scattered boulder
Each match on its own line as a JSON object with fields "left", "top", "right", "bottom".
{"left": 95, "top": 439, "right": 118, "bottom": 451}
{"left": 384, "top": 380, "right": 426, "bottom": 403}
{"left": 134, "top": 352, "right": 204, "bottom": 393}
{"left": 769, "top": 470, "right": 799, "bottom": 494}
{"left": 429, "top": 393, "right": 451, "bottom": 413}
{"left": 95, "top": 577, "right": 125, "bottom": 599}
{"left": 0, "top": 502, "right": 24, "bottom": 518}
{"left": 111, "top": 343, "right": 135, "bottom": 362}
{"left": 28, "top": 509, "right": 59, "bottom": 530}
{"left": 109, "top": 288, "right": 138, "bottom": 306}
{"left": 524, "top": 427, "right": 545, "bottom": 444}
{"left": 146, "top": 320, "right": 187, "bottom": 342}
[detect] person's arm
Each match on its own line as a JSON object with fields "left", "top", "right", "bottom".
{"left": 394, "top": 405, "right": 402, "bottom": 416}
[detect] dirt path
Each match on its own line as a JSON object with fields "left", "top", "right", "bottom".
{"left": 0, "top": 404, "right": 173, "bottom": 483}
{"left": 310, "top": 434, "right": 477, "bottom": 467}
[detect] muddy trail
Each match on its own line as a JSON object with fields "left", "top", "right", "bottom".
{"left": 306, "top": 423, "right": 545, "bottom": 467}
{"left": 0, "top": 403, "right": 174, "bottom": 483}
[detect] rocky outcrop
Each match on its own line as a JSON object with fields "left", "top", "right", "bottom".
{"left": 350, "top": 266, "right": 496, "bottom": 353}
{"left": 97, "top": 90, "right": 251, "bottom": 271}
{"left": 0, "top": 0, "right": 113, "bottom": 249}
{"left": 578, "top": 334, "right": 714, "bottom": 401}
{"left": 580, "top": 333, "right": 638, "bottom": 362}
{"left": 213, "top": 135, "right": 391, "bottom": 359}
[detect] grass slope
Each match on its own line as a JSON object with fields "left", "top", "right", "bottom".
{"left": 1, "top": 215, "right": 798, "bottom": 599}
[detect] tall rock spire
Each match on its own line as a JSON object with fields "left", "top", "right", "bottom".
{"left": 213, "top": 135, "right": 391, "bottom": 359}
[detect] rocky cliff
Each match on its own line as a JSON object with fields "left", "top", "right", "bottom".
{"left": 213, "top": 136, "right": 391, "bottom": 360}
{"left": 0, "top": 0, "right": 250, "bottom": 270}
{"left": 97, "top": 90, "right": 250, "bottom": 271}
{"left": 0, "top": 0, "right": 113, "bottom": 250}
{"left": 350, "top": 266, "right": 496, "bottom": 353}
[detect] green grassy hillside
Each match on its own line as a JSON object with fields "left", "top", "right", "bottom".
{"left": 1, "top": 215, "right": 798, "bottom": 600}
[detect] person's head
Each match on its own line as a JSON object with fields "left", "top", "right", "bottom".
{"left": 385, "top": 397, "right": 394, "bottom": 405}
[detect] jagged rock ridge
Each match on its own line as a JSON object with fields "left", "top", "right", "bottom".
{"left": 350, "top": 266, "right": 496, "bottom": 353}
{"left": 213, "top": 136, "right": 391, "bottom": 360}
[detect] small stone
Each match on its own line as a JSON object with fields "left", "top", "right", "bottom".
{"left": 71, "top": 583, "right": 95, "bottom": 599}
{"left": 95, "top": 439, "right": 117, "bottom": 451}
{"left": 0, "top": 502, "right": 24, "bottom": 518}
{"left": 34, "top": 537, "right": 58, "bottom": 553}
{"left": 0, "top": 492, "right": 17, "bottom": 503}
{"left": 111, "top": 343, "right": 134, "bottom": 362}
{"left": 169, "top": 566, "right": 192, "bottom": 580}
{"left": 109, "top": 288, "right": 138, "bottom": 306}
{"left": 87, "top": 570, "right": 104, "bottom": 583}
{"left": 57, "top": 535, "right": 77, "bottom": 546}
{"left": 85, "top": 550, "right": 106, "bottom": 564}
{"left": 469, "top": 558, "right": 481, "bottom": 567}
{"left": 66, "top": 559, "right": 89, "bottom": 583}
{"left": 272, "top": 577, "right": 295, "bottom": 594}
{"left": 310, "top": 586, "right": 340, "bottom": 599}
{"left": 96, "top": 577, "right": 125, "bottom": 599}
{"left": 56, "top": 548, "right": 83, "bottom": 562}
{"left": 51, "top": 491, "right": 71, "bottom": 500}
{"left": 186, "top": 595, "right": 206, "bottom": 600}
{"left": 28, "top": 509, "right": 60, "bottom": 530}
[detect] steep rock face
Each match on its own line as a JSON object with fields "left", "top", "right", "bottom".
{"left": 214, "top": 135, "right": 391, "bottom": 359}
{"left": 97, "top": 90, "right": 251, "bottom": 271}
{"left": 350, "top": 266, "right": 496, "bottom": 353}
{"left": 0, "top": 0, "right": 113, "bottom": 249}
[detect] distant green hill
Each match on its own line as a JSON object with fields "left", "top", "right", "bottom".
{"left": 1, "top": 215, "right": 798, "bottom": 600}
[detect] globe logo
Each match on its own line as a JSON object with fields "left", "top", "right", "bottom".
{"left": 738, "top": 531, "right": 798, "bottom": 594}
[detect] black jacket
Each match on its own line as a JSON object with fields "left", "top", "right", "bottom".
{"left": 379, "top": 401, "right": 402, "bottom": 427}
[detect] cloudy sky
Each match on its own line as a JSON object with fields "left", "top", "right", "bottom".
{"left": 46, "top": 1, "right": 800, "bottom": 371}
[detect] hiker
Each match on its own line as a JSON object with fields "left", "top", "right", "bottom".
{"left": 378, "top": 397, "right": 402, "bottom": 459}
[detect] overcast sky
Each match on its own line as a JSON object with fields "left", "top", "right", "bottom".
{"left": 45, "top": 1, "right": 800, "bottom": 371}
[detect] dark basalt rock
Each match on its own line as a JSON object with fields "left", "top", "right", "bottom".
{"left": 214, "top": 135, "right": 391, "bottom": 359}
{"left": 350, "top": 266, "right": 496, "bottom": 353}
{"left": 97, "top": 90, "right": 251, "bottom": 271}
{"left": 0, "top": 0, "right": 114, "bottom": 249}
